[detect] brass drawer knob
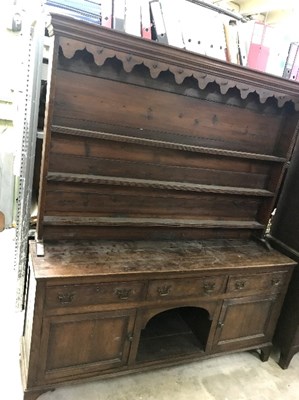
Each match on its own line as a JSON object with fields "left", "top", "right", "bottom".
{"left": 271, "top": 278, "right": 281, "bottom": 286}
{"left": 235, "top": 280, "right": 246, "bottom": 290}
{"left": 157, "top": 285, "right": 172, "bottom": 297}
{"left": 115, "top": 288, "right": 132, "bottom": 300}
{"left": 203, "top": 282, "right": 216, "bottom": 294}
{"left": 57, "top": 292, "right": 75, "bottom": 304}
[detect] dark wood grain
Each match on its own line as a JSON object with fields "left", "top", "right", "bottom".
{"left": 35, "top": 15, "right": 299, "bottom": 240}
{"left": 51, "top": 126, "right": 287, "bottom": 162}
{"left": 52, "top": 69, "right": 284, "bottom": 156}
{"left": 29, "top": 240, "right": 295, "bottom": 279}
{"left": 22, "top": 13, "right": 299, "bottom": 400}
{"left": 21, "top": 238, "right": 295, "bottom": 399}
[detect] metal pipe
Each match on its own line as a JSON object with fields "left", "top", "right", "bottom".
{"left": 186, "top": 0, "right": 248, "bottom": 22}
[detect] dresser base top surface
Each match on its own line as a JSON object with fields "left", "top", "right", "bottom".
{"left": 29, "top": 239, "right": 296, "bottom": 280}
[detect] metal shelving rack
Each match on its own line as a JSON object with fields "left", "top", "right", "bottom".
{"left": 14, "top": 4, "right": 45, "bottom": 310}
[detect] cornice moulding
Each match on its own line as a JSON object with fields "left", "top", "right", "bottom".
{"left": 50, "top": 13, "right": 299, "bottom": 111}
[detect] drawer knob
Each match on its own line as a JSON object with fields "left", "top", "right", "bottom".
{"left": 57, "top": 292, "right": 75, "bottom": 304}
{"left": 203, "top": 282, "right": 216, "bottom": 294}
{"left": 115, "top": 288, "right": 132, "bottom": 300}
{"left": 235, "top": 280, "right": 246, "bottom": 290}
{"left": 271, "top": 278, "right": 281, "bottom": 286}
{"left": 157, "top": 285, "right": 172, "bottom": 297}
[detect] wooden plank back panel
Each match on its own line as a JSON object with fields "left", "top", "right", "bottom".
{"left": 44, "top": 182, "right": 262, "bottom": 221}
{"left": 52, "top": 70, "right": 284, "bottom": 156}
{"left": 272, "top": 112, "right": 299, "bottom": 158}
{"left": 48, "top": 132, "right": 270, "bottom": 190}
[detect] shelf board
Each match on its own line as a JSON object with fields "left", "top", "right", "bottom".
{"left": 51, "top": 125, "right": 286, "bottom": 163}
{"left": 47, "top": 172, "right": 274, "bottom": 197}
{"left": 43, "top": 216, "right": 265, "bottom": 230}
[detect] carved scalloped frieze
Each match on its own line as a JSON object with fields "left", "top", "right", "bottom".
{"left": 238, "top": 85, "right": 251, "bottom": 100}
{"left": 139, "top": 59, "right": 168, "bottom": 78}
{"left": 59, "top": 37, "right": 84, "bottom": 59}
{"left": 119, "top": 53, "right": 142, "bottom": 73}
{"left": 215, "top": 79, "right": 230, "bottom": 95}
{"left": 58, "top": 36, "right": 299, "bottom": 110}
{"left": 168, "top": 66, "right": 192, "bottom": 85}
{"left": 277, "top": 95, "right": 292, "bottom": 108}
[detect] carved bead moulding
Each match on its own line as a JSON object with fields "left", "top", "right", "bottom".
{"left": 50, "top": 13, "right": 299, "bottom": 111}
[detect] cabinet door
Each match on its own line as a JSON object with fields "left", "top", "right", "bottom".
{"left": 37, "top": 309, "right": 136, "bottom": 384}
{"left": 212, "top": 295, "right": 279, "bottom": 353}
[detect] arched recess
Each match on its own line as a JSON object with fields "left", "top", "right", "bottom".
{"left": 136, "top": 305, "right": 214, "bottom": 363}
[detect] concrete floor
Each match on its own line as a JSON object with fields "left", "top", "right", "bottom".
{"left": 1, "top": 228, "right": 299, "bottom": 400}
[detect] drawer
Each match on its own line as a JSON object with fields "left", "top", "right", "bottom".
{"left": 226, "top": 271, "right": 288, "bottom": 295}
{"left": 45, "top": 281, "right": 145, "bottom": 308}
{"left": 147, "top": 276, "right": 226, "bottom": 301}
